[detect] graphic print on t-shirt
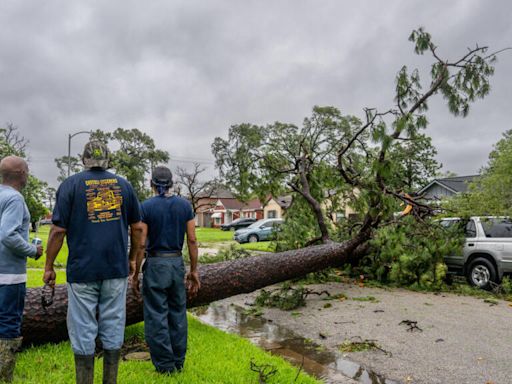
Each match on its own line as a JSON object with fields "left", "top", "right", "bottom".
{"left": 85, "top": 178, "right": 123, "bottom": 223}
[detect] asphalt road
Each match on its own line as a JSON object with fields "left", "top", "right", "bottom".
{"left": 222, "top": 282, "right": 512, "bottom": 384}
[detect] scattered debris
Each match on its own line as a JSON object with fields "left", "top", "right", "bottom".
{"left": 399, "top": 320, "right": 423, "bottom": 332}
{"left": 338, "top": 337, "right": 391, "bottom": 356}
{"left": 373, "top": 309, "right": 385, "bottom": 313}
{"left": 435, "top": 338, "right": 445, "bottom": 343}
{"left": 319, "top": 332, "right": 327, "bottom": 339}
{"left": 352, "top": 296, "right": 380, "bottom": 303}
{"left": 323, "top": 303, "right": 332, "bottom": 309}
{"left": 250, "top": 359, "right": 278, "bottom": 384}
{"left": 254, "top": 283, "right": 331, "bottom": 310}
{"left": 484, "top": 298, "right": 499, "bottom": 306}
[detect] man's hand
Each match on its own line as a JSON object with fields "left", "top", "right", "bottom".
{"left": 129, "top": 272, "right": 141, "bottom": 296}
{"left": 186, "top": 271, "right": 201, "bottom": 299}
{"left": 43, "top": 268, "right": 56, "bottom": 287}
{"left": 34, "top": 245, "right": 43, "bottom": 260}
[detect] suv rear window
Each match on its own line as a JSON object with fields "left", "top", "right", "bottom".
{"left": 481, "top": 218, "right": 512, "bottom": 238}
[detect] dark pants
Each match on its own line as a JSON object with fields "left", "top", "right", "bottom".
{"left": 0, "top": 283, "right": 26, "bottom": 339}
{"left": 142, "top": 257, "right": 187, "bottom": 373}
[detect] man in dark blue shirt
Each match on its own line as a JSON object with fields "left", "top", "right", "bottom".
{"left": 44, "top": 140, "right": 144, "bottom": 384}
{"left": 130, "top": 166, "right": 200, "bottom": 375}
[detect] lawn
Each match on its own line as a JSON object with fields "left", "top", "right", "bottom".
{"left": 195, "top": 227, "right": 234, "bottom": 243}
{"left": 27, "top": 225, "right": 68, "bottom": 268}
{"left": 20, "top": 276, "right": 319, "bottom": 384}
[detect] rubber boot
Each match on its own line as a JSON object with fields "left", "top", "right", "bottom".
{"left": 74, "top": 354, "right": 94, "bottom": 384}
{"left": 102, "top": 349, "right": 120, "bottom": 384}
{"left": 0, "top": 337, "right": 22, "bottom": 383}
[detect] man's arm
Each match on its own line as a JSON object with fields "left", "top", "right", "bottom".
{"left": 43, "top": 224, "right": 66, "bottom": 286}
{"left": 0, "top": 196, "right": 40, "bottom": 258}
{"left": 186, "top": 219, "right": 200, "bottom": 297}
{"left": 128, "top": 221, "right": 145, "bottom": 294}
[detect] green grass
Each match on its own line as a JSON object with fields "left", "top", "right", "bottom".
{"left": 26, "top": 268, "right": 66, "bottom": 287}
{"left": 14, "top": 319, "right": 320, "bottom": 384}
{"left": 195, "top": 227, "right": 234, "bottom": 243}
{"left": 27, "top": 225, "right": 68, "bottom": 268}
{"left": 240, "top": 241, "right": 276, "bottom": 252}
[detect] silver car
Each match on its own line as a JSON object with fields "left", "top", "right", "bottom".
{"left": 441, "top": 217, "right": 512, "bottom": 289}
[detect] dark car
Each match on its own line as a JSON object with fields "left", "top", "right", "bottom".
{"left": 221, "top": 218, "right": 257, "bottom": 231}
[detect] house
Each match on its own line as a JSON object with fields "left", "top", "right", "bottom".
{"left": 209, "top": 198, "right": 264, "bottom": 228}
{"left": 194, "top": 188, "right": 238, "bottom": 227}
{"left": 263, "top": 195, "right": 292, "bottom": 219}
{"left": 417, "top": 175, "right": 479, "bottom": 200}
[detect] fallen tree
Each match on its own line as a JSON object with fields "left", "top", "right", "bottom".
{"left": 22, "top": 234, "right": 368, "bottom": 345}
{"left": 22, "top": 29, "right": 504, "bottom": 345}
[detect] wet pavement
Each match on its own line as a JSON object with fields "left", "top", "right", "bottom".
{"left": 193, "top": 303, "right": 399, "bottom": 384}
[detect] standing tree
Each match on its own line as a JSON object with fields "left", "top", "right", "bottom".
{"left": 450, "top": 129, "right": 512, "bottom": 216}
{"left": 0, "top": 123, "right": 49, "bottom": 226}
{"left": 175, "top": 162, "right": 217, "bottom": 213}
{"left": 54, "top": 128, "right": 169, "bottom": 199}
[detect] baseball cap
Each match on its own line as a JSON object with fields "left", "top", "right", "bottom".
{"left": 82, "top": 140, "right": 110, "bottom": 170}
{"left": 151, "top": 166, "right": 173, "bottom": 188}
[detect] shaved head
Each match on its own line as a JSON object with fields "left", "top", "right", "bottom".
{"left": 0, "top": 156, "right": 29, "bottom": 190}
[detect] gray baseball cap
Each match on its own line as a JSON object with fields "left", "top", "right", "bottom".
{"left": 82, "top": 140, "right": 110, "bottom": 170}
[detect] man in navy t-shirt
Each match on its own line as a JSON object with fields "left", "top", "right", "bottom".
{"left": 43, "top": 140, "right": 144, "bottom": 384}
{"left": 130, "top": 166, "right": 200, "bottom": 375}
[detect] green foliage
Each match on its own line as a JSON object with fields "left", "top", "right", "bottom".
{"left": 92, "top": 128, "right": 169, "bottom": 200}
{"left": 387, "top": 134, "right": 441, "bottom": 191}
{"left": 449, "top": 130, "right": 512, "bottom": 216}
{"left": 361, "top": 216, "right": 464, "bottom": 289}
{"left": 254, "top": 283, "right": 309, "bottom": 310}
{"left": 55, "top": 128, "right": 169, "bottom": 200}
{"left": 200, "top": 243, "right": 251, "bottom": 264}
{"left": 22, "top": 175, "right": 49, "bottom": 223}
{"left": 54, "top": 155, "right": 82, "bottom": 183}
{"left": 0, "top": 123, "right": 49, "bottom": 222}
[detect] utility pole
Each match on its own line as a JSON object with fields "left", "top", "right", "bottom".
{"left": 67, "top": 131, "right": 92, "bottom": 178}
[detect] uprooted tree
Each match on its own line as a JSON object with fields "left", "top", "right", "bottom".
{"left": 23, "top": 29, "right": 504, "bottom": 345}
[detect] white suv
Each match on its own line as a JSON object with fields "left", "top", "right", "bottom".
{"left": 441, "top": 217, "right": 512, "bottom": 289}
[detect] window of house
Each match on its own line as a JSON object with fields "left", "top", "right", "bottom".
{"left": 267, "top": 210, "right": 277, "bottom": 219}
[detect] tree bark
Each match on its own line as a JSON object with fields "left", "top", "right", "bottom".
{"left": 21, "top": 233, "right": 369, "bottom": 345}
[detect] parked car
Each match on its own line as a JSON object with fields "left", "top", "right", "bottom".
{"left": 220, "top": 217, "right": 257, "bottom": 231}
{"left": 233, "top": 218, "right": 283, "bottom": 243}
{"left": 441, "top": 216, "right": 512, "bottom": 289}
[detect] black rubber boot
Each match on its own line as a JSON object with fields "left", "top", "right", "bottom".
{"left": 102, "top": 349, "right": 121, "bottom": 384}
{"left": 0, "top": 337, "right": 22, "bottom": 383}
{"left": 74, "top": 354, "right": 94, "bottom": 384}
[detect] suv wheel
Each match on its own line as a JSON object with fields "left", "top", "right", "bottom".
{"left": 466, "top": 258, "right": 498, "bottom": 290}
{"left": 248, "top": 234, "right": 259, "bottom": 243}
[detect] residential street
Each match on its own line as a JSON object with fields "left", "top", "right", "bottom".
{"left": 218, "top": 282, "right": 512, "bottom": 384}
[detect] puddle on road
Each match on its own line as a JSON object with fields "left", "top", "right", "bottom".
{"left": 192, "top": 303, "right": 399, "bottom": 384}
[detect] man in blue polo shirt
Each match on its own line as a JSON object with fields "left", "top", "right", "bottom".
{"left": 130, "top": 166, "right": 200, "bottom": 375}
{"left": 44, "top": 140, "right": 144, "bottom": 384}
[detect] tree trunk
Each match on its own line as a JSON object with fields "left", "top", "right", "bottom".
{"left": 22, "top": 234, "right": 368, "bottom": 345}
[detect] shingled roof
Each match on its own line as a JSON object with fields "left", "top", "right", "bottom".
{"left": 418, "top": 175, "right": 480, "bottom": 195}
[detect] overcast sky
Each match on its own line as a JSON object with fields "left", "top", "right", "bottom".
{"left": 1, "top": 0, "right": 511, "bottom": 187}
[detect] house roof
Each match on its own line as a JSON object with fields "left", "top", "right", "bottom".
{"left": 418, "top": 175, "right": 479, "bottom": 195}
{"left": 217, "top": 198, "right": 243, "bottom": 210}
{"left": 213, "top": 197, "right": 263, "bottom": 212}
{"left": 196, "top": 186, "right": 235, "bottom": 199}
{"left": 241, "top": 198, "right": 263, "bottom": 211}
